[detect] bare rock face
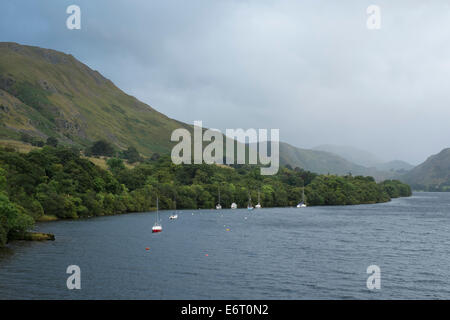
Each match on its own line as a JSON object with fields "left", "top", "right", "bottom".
{"left": 0, "top": 104, "right": 10, "bottom": 113}
{"left": 55, "top": 118, "right": 81, "bottom": 132}
{"left": 38, "top": 49, "right": 70, "bottom": 65}
{"left": 0, "top": 75, "right": 16, "bottom": 91}
{"left": 38, "top": 79, "right": 57, "bottom": 93}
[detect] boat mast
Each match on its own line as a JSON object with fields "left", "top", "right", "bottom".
{"left": 302, "top": 183, "right": 305, "bottom": 203}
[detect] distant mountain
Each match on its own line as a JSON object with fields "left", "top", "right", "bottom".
{"left": 402, "top": 148, "right": 450, "bottom": 191}
{"left": 376, "top": 160, "right": 414, "bottom": 173}
{"left": 280, "top": 142, "right": 392, "bottom": 179}
{"left": 313, "top": 144, "right": 382, "bottom": 167}
{"left": 313, "top": 144, "right": 413, "bottom": 173}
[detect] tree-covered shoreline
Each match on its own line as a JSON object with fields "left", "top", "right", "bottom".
{"left": 0, "top": 146, "right": 411, "bottom": 247}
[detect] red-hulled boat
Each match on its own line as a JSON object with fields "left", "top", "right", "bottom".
{"left": 152, "top": 196, "right": 162, "bottom": 233}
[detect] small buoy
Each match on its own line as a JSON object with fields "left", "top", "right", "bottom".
{"left": 226, "top": 228, "right": 230, "bottom": 231}
{"left": 145, "top": 247, "right": 150, "bottom": 251}
{"left": 205, "top": 254, "right": 209, "bottom": 257}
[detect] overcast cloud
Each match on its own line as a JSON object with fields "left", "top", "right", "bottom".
{"left": 2, "top": 0, "right": 450, "bottom": 164}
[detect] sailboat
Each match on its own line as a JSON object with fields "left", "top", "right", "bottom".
{"left": 297, "top": 187, "right": 307, "bottom": 208}
{"left": 152, "top": 196, "right": 163, "bottom": 232}
{"left": 255, "top": 191, "right": 262, "bottom": 209}
{"left": 216, "top": 187, "right": 222, "bottom": 210}
{"left": 231, "top": 202, "right": 237, "bottom": 209}
{"left": 169, "top": 199, "right": 178, "bottom": 220}
{"left": 247, "top": 194, "right": 254, "bottom": 210}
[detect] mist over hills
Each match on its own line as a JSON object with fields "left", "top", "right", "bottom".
{"left": 313, "top": 144, "right": 383, "bottom": 168}
{"left": 313, "top": 144, "right": 414, "bottom": 173}
{"left": 0, "top": 42, "right": 190, "bottom": 156}
{"left": 280, "top": 142, "right": 388, "bottom": 178}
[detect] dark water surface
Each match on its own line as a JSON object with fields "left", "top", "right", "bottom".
{"left": 1, "top": 192, "right": 450, "bottom": 299}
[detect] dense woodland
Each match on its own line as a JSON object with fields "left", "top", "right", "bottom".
{"left": 0, "top": 144, "right": 411, "bottom": 247}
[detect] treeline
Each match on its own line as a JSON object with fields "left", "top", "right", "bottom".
{"left": 305, "top": 176, "right": 411, "bottom": 205}
{"left": 0, "top": 145, "right": 411, "bottom": 247}
{"left": 378, "top": 180, "right": 412, "bottom": 198}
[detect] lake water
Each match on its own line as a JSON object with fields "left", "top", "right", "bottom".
{"left": 1, "top": 192, "right": 450, "bottom": 299}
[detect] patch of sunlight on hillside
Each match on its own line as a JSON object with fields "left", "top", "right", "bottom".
{"left": 0, "top": 139, "right": 39, "bottom": 153}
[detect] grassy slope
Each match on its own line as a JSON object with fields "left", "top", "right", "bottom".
{"left": 0, "top": 139, "right": 38, "bottom": 152}
{"left": 0, "top": 42, "right": 190, "bottom": 156}
{"left": 0, "top": 139, "right": 137, "bottom": 171}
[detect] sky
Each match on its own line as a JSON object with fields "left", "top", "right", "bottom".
{"left": 2, "top": 0, "right": 450, "bottom": 164}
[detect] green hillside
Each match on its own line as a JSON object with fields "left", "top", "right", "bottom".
{"left": 402, "top": 148, "right": 450, "bottom": 191}
{"left": 0, "top": 42, "right": 190, "bottom": 156}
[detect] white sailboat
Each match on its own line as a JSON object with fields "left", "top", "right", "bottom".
{"left": 296, "top": 202, "right": 306, "bottom": 208}
{"left": 255, "top": 191, "right": 262, "bottom": 209}
{"left": 216, "top": 187, "right": 222, "bottom": 210}
{"left": 152, "top": 196, "right": 162, "bottom": 232}
{"left": 169, "top": 199, "right": 178, "bottom": 220}
{"left": 297, "top": 187, "right": 307, "bottom": 208}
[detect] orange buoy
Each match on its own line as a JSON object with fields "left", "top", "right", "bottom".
{"left": 205, "top": 254, "right": 208, "bottom": 257}
{"left": 145, "top": 247, "right": 150, "bottom": 251}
